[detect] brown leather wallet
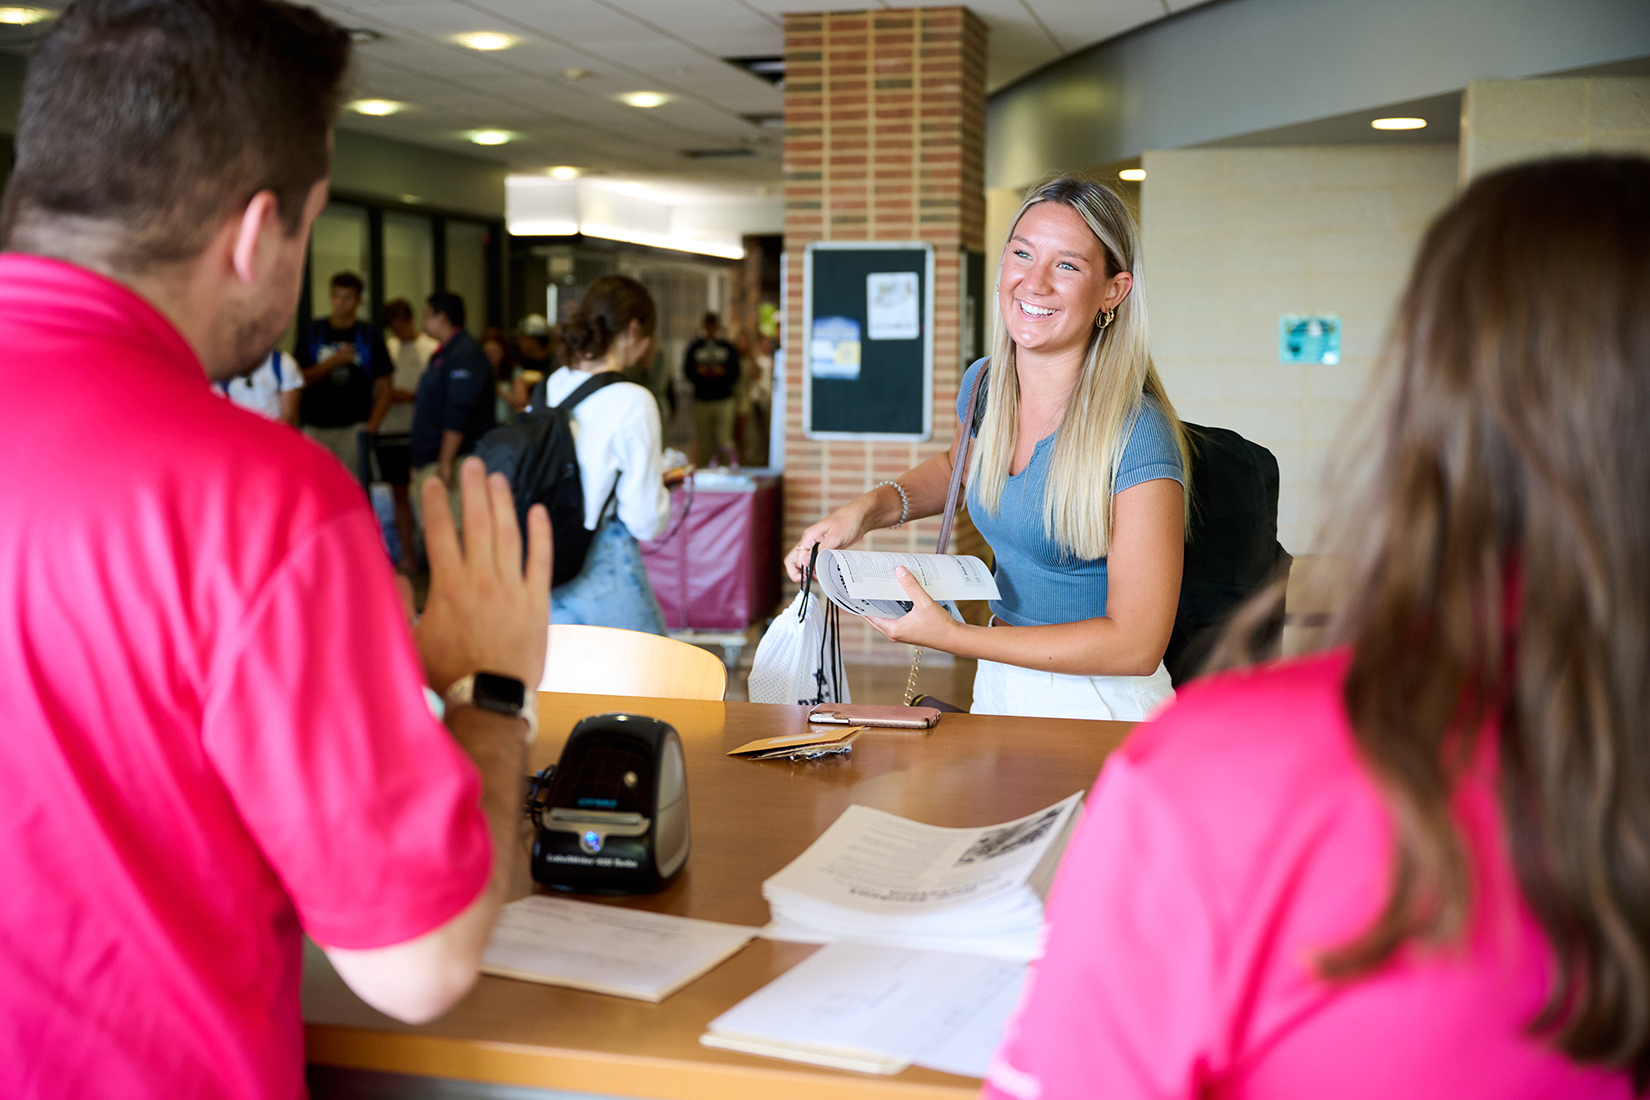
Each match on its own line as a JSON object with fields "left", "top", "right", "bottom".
{"left": 806, "top": 703, "right": 941, "bottom": 729}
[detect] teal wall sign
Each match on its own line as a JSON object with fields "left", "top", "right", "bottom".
{"left": 1279, "top": 314, "right": 1341, "bottom": 364}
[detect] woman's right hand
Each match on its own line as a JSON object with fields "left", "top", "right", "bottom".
{"left": 784, "top": 497, "right": 877, "bottom": 582}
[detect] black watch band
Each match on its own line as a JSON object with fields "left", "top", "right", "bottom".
{"left": 444, "top": 672, "right": 536, "bottom": 743}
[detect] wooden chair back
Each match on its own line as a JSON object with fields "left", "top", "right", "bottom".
{"left": 539, "top": 624, "right": 728, "bottom": 701}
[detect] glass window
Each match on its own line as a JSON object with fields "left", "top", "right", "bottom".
{"left": 445, "top": 219, "right": 490, "bottom": 335}
{"left": 308, "top": 203, "right": 370, "bottom": 322}
{"left": 382, "top": 213, "right": 434, "bottom": 324}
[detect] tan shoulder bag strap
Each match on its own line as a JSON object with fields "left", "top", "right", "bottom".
{"left": 934, "top": 362, "right": 989, "bottom": 554}
{"left": 905, "top": 362, "right": 989, "bottom": 704}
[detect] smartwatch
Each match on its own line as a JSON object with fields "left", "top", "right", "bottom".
{"left": 444, "top": 672, "right": 537, "bottom": 744}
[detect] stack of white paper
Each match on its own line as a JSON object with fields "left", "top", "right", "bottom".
{"left": 481, "top": 895, "right": 758, "bottom": 1003}
{"left": 761, "top": 793, "right": 1082, "bottom": 961}
{"left": 702, "top": 943, "right": 1027, "bottom": 1077}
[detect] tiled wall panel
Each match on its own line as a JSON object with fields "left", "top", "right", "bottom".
{"left": 1461, "top": 77, "right": 1650, "bottom": 181}
{"left": 1141, "top": 144, "right": 1457, "bottom": 552}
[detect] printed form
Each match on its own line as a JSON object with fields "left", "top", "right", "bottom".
{"left": 481, "top": 895, "right": 758, "bottom": 1002}
{"left": 762, "top": 793, "right": 1083, "bottom": 959}
{"left": 702, "top": 942, "right": 1028, "bottom": 1078}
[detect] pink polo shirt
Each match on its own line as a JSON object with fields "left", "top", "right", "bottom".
{"left": 984, "top": 650, "right": 1631, "bottom": 1100}
{"left": 0, "top": 255, "right": 491, "bottom": 1099}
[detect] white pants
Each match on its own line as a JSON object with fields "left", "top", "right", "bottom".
{"left": 971, "top": 658, "right": 1175, "bottom": 721}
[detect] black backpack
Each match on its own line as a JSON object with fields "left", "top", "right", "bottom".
{"left": 474, "top": 372, "right": 623, "bottom": 587}
{"left": 962, "top": 371, "right": 1286, "bottom": 686}
{"left": 1163, "top": 423, "right": 1290, "bottom": 684}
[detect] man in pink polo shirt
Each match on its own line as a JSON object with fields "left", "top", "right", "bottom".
{"left": 0, "top": 2, "right": 553, "bottom": 1097}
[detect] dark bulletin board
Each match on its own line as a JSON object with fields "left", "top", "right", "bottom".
{"left": 803, "top": 242, "right": 934, "bottom": 440}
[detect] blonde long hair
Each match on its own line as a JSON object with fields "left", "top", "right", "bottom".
{"left": 969, "top": 177, "right": 1190, "bottom": 559}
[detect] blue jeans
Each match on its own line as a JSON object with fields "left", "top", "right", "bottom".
{"left": 550, "top": 519, "right": 669, "bottom": 636}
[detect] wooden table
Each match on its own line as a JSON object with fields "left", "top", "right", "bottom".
{"left": 304, "top": 694, "right": 1132, "bottom": 1099}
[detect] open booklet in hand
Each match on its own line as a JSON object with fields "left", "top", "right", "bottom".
{"left": 760, "top": 792, "right": 1083, "bottom": 961}
{"left": 814, "top": 549, "right": 1000, "bottom": 618}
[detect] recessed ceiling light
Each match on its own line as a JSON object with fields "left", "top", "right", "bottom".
{"left": 0, "top": 6, "right": 51, "bottom": 24}
{"left": 619, "top": 91, "right": 669, "bottom": 109}
{"left": 469, "top": 130, "right": 513, "bottom": 146}
{"left": 347, "top": 27, "right": 383, "bottom": 45}
{"left": 347, "top": 99, "right": 406, "bottom": 117}
{"left": 454, "top": 31, "right": 518, "bottom": 51}
{"left": 549, "top": 166, "right": 582, "bottom": 180}
{"left": 1371, "top": 117, "right": 1427, "bottom": 130}
{"left": 562, "top": 68, "right": 591, "bottom": 82}
{"left": 1118, "top": 168, "right": 1146, "bottom": 182}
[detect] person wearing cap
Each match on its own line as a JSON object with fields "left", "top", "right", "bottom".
{"left": 509, "top": 312, "right": 556, "bottom": 412}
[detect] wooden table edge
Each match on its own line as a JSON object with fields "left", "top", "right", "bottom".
{"left": 306, "top": 1023, "right": 978, "bottom": 1100}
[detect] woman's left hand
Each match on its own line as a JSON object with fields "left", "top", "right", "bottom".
{"left": 865, "top": 567, "right": 963, "bottom": 649}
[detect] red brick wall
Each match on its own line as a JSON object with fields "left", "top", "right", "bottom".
{"left": 782, "top": 7, "right": 988, "bottom": 662}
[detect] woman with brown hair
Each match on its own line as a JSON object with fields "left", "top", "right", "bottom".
{"left": 985, "top": 156, "right": 1650, "bottom": 1098}
{"left": 532, "top": 274, "right": 672, "bottom": 634}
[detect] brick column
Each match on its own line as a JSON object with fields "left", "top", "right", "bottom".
{"left": 782, "top": 7, "right": 988, "bottom": 662}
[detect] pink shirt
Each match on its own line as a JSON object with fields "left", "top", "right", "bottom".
{"left": 984, "top": 650, "right": 1630, "bottom": 1100}
{"left": 0, "top": 255, "right": 492, "bottom": 1099}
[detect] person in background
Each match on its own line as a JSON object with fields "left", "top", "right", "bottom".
{"left": 296, "top": 269, "right": 392, "bottom": 483}
{"left": 0, "top": 1, "right": 552, "bottom": 1096}
{"left": 787, "top": 177, "right": 1190, "bottom": 721}
{"left": 513, "top": 312, "right": 555, "bottom": 407}
{"left": 744, "top": 329, "right": 775, "bottom": 466}
{"left": 482, "top": 325, "right": 521, "bottom": 421}
{"left": 410, "top": 291, "right": 495, "bottom": 538}
{"left": 380, "top": 297, "right": 438, "bottom": 572}
{"left": 537, "top": 274, "right": 672, "bottom": 634}
{"left": 215, "top": 344, "right": 302, "bottom": 426}
{"left": 683, "top": 310, "right": 741, "bottom": 467}
{"left": 984, "top": 157, "right": 1650, "bottom": 1099}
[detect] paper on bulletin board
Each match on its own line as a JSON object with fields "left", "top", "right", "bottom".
{"left": 810, "top": 316, "right": 862, "bottom": 380}
{"left": 866, "top": 272, "right": 920, "bottom": 340}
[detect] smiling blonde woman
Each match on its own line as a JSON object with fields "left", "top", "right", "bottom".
{"left": 786, "top": 177, "right": 1191, "bottom": 720}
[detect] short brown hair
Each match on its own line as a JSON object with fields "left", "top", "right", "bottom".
{"left": 0, "top": 0, "right": 351, "bottom": 271}
{"left": 381, "top": 298, "right": 413, "bottom": 327}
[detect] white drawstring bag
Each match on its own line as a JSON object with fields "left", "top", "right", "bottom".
{"left": 746, "top": 586, "right": 852, "bottom": 706}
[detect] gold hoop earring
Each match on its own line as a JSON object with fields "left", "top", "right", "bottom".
{"left": 1096, "top": 308, "right": 1116, "bottom": 330}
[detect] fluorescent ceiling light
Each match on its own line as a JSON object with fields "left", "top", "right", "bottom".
{"left": 455, "top": 31, "right": 518, "bottom": 51}
{"left": 619, "top": 91, "right": 669, "bottom": 109}
{"left": 470, "top": 130, "right": 513, "bottom": 146}
{"left": 1118, "top": 168, "right": 1146, "bottom": 182}
{"left": 549, "top": 166, "right": 582, "bottom": 180}
{"left": 347, "top": 99, "right": 406, "bottom": 117}
{"left": 0, "top": 6, "right": 51, "bottom": 23}
{"left": 1371, "top": 117, "right": 1427, "bottom": 130}
{"left": 510, "top": 220, "right": 581, "bottom": 237}
{"left": 579, "top": 222, "right": 744, "bottom": 260}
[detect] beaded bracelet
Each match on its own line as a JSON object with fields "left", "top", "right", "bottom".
{"left": 875, "top": 480, "right": 909, "bottom": 528}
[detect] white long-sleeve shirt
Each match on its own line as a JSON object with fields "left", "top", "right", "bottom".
{"left": 538, "top": 367, "right": 671, "bottom": 540}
